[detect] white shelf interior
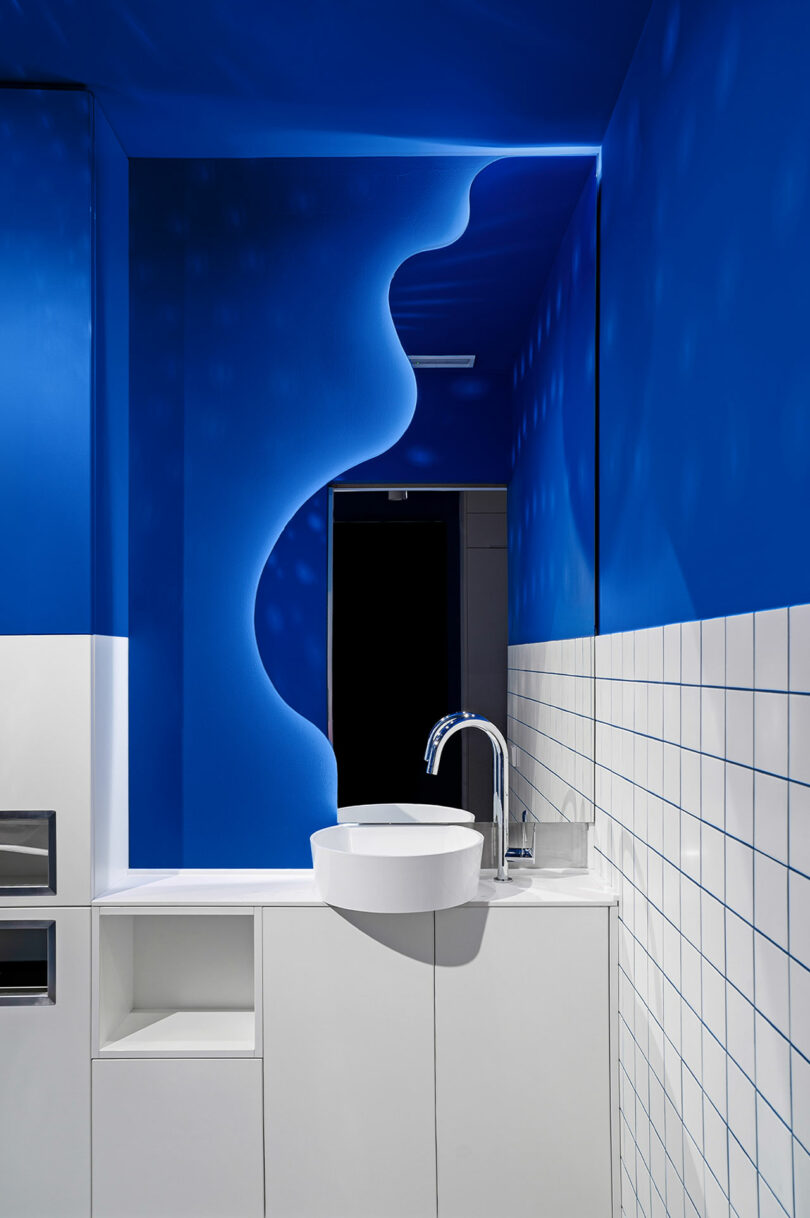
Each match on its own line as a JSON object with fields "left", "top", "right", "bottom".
{"left": 97, "top": 912, "right": 257, "bottom": 1056}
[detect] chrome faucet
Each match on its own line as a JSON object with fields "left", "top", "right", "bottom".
{"left": 424, "top": 712, "right": 511, "bottom": 882}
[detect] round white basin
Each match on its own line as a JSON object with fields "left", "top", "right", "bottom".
{"left": 311, "top": 823, "right": 483, "bottom": 914}
{"left": 337, "top": 802, "right": 475, "bottom": 825}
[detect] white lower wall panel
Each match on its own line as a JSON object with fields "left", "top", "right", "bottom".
{"left": 92, "top": 1057, "right": 264, "bottom": 1218}
{"left": 435, "top": 906, "right": 613, "bottom": 1218}
{"left": 263, "top": 906, "right": 436, "bottom": 1218}
{"left": 0, "top": 906, "right": 91, "bottom": 1218}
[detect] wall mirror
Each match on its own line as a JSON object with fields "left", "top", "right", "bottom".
{"left": 128, "top": 152, "right": 598, "bottom": 866}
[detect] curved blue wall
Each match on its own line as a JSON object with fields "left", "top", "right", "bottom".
{"left": 130, "top": 157, "right": 489, "bottom": 866}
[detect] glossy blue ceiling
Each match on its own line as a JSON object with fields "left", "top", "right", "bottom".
{"left": 391, "top": 155, "right": 596, "bottom": 371}
{"left": 1, "top": 0, "right": 652, "bottom": 155}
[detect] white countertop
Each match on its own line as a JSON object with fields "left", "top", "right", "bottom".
{"left": 94, "top": 867, "right": 617, "bottom": 908}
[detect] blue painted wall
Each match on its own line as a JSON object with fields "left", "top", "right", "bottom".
{"left": 0, "top": 89, "right": 128, "bottom": 637}
{"left": 0, "top": 90, "right": 93, "bottom": 634}
{"left": 129, "top": 157, "right": 490, "bottom": 866}
{"left": 129, "top": 162, "right": 186, "bottom": 866}
{"left": 599, "top": 0, "right": 810, "bottom": 633}
{"left": 508, "top": 173, "right": 597, "bottom": 644}
{"left": 93, "top": 104, "right": 130, "bottom": 636}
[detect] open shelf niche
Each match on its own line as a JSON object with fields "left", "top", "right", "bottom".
{"left": 94, "top": 908, "right": 261, "bottom": 1057}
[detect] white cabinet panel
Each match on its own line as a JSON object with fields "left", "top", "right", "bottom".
{"left": 436, "top": 906, "right": 613, "bottom": 1218}
{"left": 263, "top": 907, "right": 436, "bottom": 1218}
{"left": 0, "top": 636, "right": 93, "bottom": 905}
{"left": 0, "top": 906, "right": 91, "bottom": 1218}
{"left": 92, "top": 1058, "right": 264, "bottom": 1218}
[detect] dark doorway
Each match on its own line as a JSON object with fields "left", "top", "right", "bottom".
{"left": 331, "top": 491, "right": 462, "bottom": 807}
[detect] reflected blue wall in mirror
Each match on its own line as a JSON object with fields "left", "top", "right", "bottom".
{"left": 254, "top": 155, "right": 596, "bottom": 730}
{"left": 508, "top": 173, "right": 598, "bottom": 644}
{"left": 129, "top": 157, "right": 490, "bottom": 867}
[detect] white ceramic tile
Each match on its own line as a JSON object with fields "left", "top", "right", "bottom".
{"left": 682, "top": 750, "right": 702, "bottom": 819}
{"left": 701, "top": 824, "right": 725, "bottom": 900}
{"left": 682, "top": 937, "right": 702, "bottom": 1009}
{"left": 682, "top": 876, "right": 701, "bottom": 950}
{"left": 726, "top": 985, "right": 755, "bottom": 1080}
{"left": 702, "top": 894, "right": 726, "bottom": 976}
{"left": 726, "top": 839, "right": 754, "bottom": 924}
{"left": 702, "top": 1028, "right": 727, "bottom": 1119}
{"left": 756, "top": 1011, "right": 791, "bottom": 1124}
{"left": 701, "top": 687, "right": 725, "bottom": 758}
{"left": 663, "top": 623, "right": 681, "bottom": 684}
{"left": 754, "top": 932, "right": 789, "bottom": 1036}
{"left": 791, "top": 1047, "right": 810, "bottom": 1151}
{"left": 789, "top": 604, "right": 810, "bottom": 693}
{"left": 726, "top": 910, "right": 754, "bottom": 1001}
{"left": 790, "top": 958, "right": 810, "bottom": 1060}
{"left": 754, "top": 692, "right": 788, "bottom": 777}
{"left": 789, "top": 869, "right": 810, "bottom": 969}
{"left": 682, "top": 685, "right": 702, "bottom": 752}
{"left": 682, "top": 620, "right": 701, "bottom": 685}
{"left": 727, "top": 1057, "right": 757, "bottom": 1160}
{"left": 726, "top": 764, "right": 754, "bottom": 845}
{"left": 728, "top": 1133, "right": 758, "bottom": 1218}
{"left": 703, "top": 957, "right": 726, "bottom": 1043}
{"left": 755, "top": 609, "right": 789, "bottom": 691}
{"left": 681, "top": 813, "right": 700, "bottom": 881}
{"left": 702, "top": 755, "right": 725, "bottom": 829}
{"left": 754, "top": 772, "right": 788, "bottom": 864}
{"left": 794, "top": 1138, "right": 810, "bottom": 1218}
{"left": 726, "top": 613, "right": 754, "bottom": 690}
{"left": 790, "top": 781, "right": 810, "bottom": 877}
{"left": 702, "top": 617, "right": 726, "bottom": 687}
{"left": 754, "top": 853, "right": 788, "bottom": 949}
{"left": 682, "top": 1002, "right": 703, "bottom": 1080}
{"left": 726, "top": 690, "right": 754, "bottom": 767}
{"left": 756, "top": 1096, "right": 794, "bottom": 1216}
{"left": 789, "top": 695, "right": 810, "bottom": 786}
{"left": 703, "top": 1093, "right": 728, "bottom": 1191}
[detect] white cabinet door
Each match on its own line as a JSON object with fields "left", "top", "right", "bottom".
{"left": 92, "top": 1058, "right": 264, "bottom": 1218}
{"left": 435, "top": 906, "right": 613, "bottom": 1218}
{"left": 0, "top": 906, "right": 91, "bottom": 1218}
{"left": 263, "top": 907, "right": 436, "bottom": 1218}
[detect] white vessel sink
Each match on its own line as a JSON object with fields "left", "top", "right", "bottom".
{"left": 337, "top": 802, "right": 474, "bottom": 825}
{"left": 311, "top": 823, "right": 483, "bottom": 913}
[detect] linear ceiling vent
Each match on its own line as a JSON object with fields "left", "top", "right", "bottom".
{"left": 407, "top": 355, "right": 476, "bottom": 369}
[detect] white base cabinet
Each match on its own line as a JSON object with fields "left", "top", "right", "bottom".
{"left": 263, "top": 907, "right": 437, "bottom": 1218}
{"left": 0, "top": 907, "right": 91, "bottom": 1218}
{"left": 92, "top": 1058, "right": 265, "bottom": 1218}
{"left": 435, "top": 906, "right": 613, "bottom": 1218}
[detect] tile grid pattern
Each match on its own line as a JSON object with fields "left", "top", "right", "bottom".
{"left": 507, "top": 636, "right": 595, "bottom": 825}
{"left": 510, "top": 606, "right": 810, "bottom": 1217}
{"left": 591, "top": 606, "right": 810, "bottom": 1218}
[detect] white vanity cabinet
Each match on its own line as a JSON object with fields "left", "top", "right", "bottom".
{"left": 263, "top": 906, "right": 437, "bottom": 1218}
{"left": 435, "top": 905, "right": 615, "bottom": 1218}
{"left": 91, "top": 1057, "right": 265, "bottom": 1218}
{"left": 0, "top": 906, "right": 91, "bottom": 1218}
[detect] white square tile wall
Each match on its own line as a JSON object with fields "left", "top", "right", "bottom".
{"left": 588, "top": 604, "right": 810, "bottom": 1218}
{"left": 507, "top": 635, "right": 595, "bottom": 824}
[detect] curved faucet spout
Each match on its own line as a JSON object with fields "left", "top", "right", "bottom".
{"left": 425, "top": 712, "right": 511, "bottom": 882}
